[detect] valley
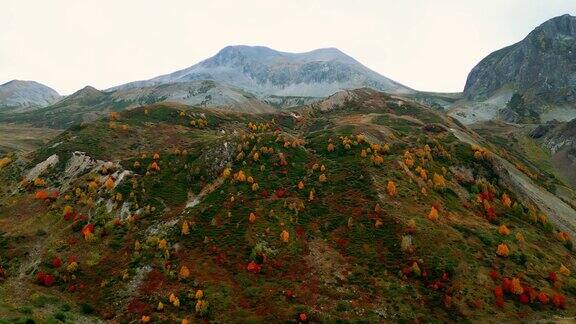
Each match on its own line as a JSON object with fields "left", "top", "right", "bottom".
{"left": 1, "top": 10, "right": 576, "bottom": 323}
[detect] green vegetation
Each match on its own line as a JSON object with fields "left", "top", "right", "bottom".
{"left": 0, "top": 89, "right": 574, "bottom": 322}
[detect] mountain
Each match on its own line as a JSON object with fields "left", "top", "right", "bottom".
{"left": 1, "top": 81, "right": 277, "bottom": 129}
{"left": 1, "top": 88, "right": 576, "bottom": 322}
{"left": 0, "top": 46, "right": 410, "bottom": 129}
{"left": 0, "top": 80, "right": 61, "bottom": 111}
{"left": 458, "top": 14, "right": 576, "bottom": 123}
{"left": 111, "top": 45, "right": 414, "bottom": 97}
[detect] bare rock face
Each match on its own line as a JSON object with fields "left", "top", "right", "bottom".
{"left": 464, "top": 14, "right": 576, "bottom": 114}
{"left": 0, "top": 80, "right": 61, "bottom": 111}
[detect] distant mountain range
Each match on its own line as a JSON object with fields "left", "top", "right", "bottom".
{"left": 2, "top": 15, "right": 576, "bottom": 127}
{"left": 110, "top": 46, "right": 413, "bottom": 97}
{"left": 0, "top": 46, "right": 415, "bottom": 128}
{"left": 0, "top": 80, "right": 61, "bottom": 111}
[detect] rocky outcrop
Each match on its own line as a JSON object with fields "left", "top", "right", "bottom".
{"left": 464, "top": 14, "right": 576, "bottom": 113}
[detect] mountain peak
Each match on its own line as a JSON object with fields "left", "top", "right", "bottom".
{"left": 113, "top": 45, "right": 412, "bottom": 97}
{"left": 461, "top": 13, "right": 576, "bottom": 123}
{"left": 531, "top": 13, "right": 576, "bottom": 38}
{"left": 0, "top": 80, "right": 60, "bottom": 110}
{"left": 59, "top": 85, "right": 106, "bottom": 105}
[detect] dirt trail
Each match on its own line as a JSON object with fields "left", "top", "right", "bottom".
{"left": 450, "top": 128, "right": 576, "bottom": 237}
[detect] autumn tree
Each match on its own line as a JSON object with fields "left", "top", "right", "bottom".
{"left": 181, "top": 220, "right": 190, "bottom": 235}
{"left": 179, "top": 265, "right": 190, "bottom": 279}
{"left": 501, "top": 193, "right": 512, "bottom": 208}
{"left": 498, "top": 224, "right": 510, "bottom": 236}
{"left": 387, "top": 181, "right": 397, "bottom": 197}
{"left": 560, "top": 264, "right": 571, "bottom": 276}
{"left": 371, "top": 155, "right": 384, "bottom": 166}
{"left": 496, "top": 243, "right": 509, "bottom": 257}
{"left": 298, "top": 181, "right": 305, "bottom": 190}
{"left": 105, "top": 177, "right": 115, "bottom": 190}
{"left": 327, "top": 143, "right": 335, "bottom": 152}
{"left": 427, "top": 206, "right": 439, "bottom": 221}
{"left": 432, "top": 173, "right": 446, "bottom": 188}
{"left": 280, "top": 230, "right": 290, "bottom": 243}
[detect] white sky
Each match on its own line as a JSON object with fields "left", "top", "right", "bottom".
{"left": 1, "top": 0, "right": 575, "bottom": 95}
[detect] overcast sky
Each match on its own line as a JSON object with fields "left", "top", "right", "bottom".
{"left": 1, "top": 0, "right": 575, "bottom": 94}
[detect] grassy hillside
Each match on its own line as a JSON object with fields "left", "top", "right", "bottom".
{"left": 0, "top": 90, "right": 575, "bottom": 322}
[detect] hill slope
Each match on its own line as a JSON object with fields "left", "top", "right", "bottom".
{"left": 1, "top": 81, "right": 277, "bottom": 129}
{"left": 112, "top": 46, "right": 414, "bottom": 97}
{"left": 0, "top": 89, "right": 575, "bottom": 322}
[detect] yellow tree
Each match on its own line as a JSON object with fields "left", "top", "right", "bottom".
{"left": 498, "top": 224, "right": 510, "bottom": 236}
{"left": 280, "top": 230, "right": 290, "bottom": 243}
{"left": 432, "top": 173, "right": 446, "bottom": 188}
{"left": 387, "top": 181, "right": 397, "bottom": 197}
{"left": 308, "top": 189, "right": 315, "bottom": 201}
{"left": 149, "top": 162, "right": 160, "bottom": 172}
{"left": 298, "top": 181, "right": 305, "bottom": 190}
{"left": 427, "top": 206, "right": 439, "bottom": 221}
{"left": 404, "top": 151, "right": 414, "bottom": 168}
{"left": 496, "top": 243, "right": 509, "bottom": 257}
{"left": 501, "top": 193, "right": 512, "bottom": 208}
{"left": 560, "top": 264, "right": 571, "bottom": 276}
{"left": 372, "top": 155, "right": 384, "bottom": 166}
{"left": 179, "top": 266, "right": 190, "bottom": 279}
{"left": 181, "top": 220, "right": 190, "bottom": 235}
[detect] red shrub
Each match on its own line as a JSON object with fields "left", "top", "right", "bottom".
{"left": 441, "top": 272, "right": 450, "bottom": 282}
{"left": 247, "top": 261, "right": 261, "bottom": 274}
{"left": 35, "top": 191, "right": 49, "bottom": 200}
{"left": 494, "top": 286, "right": 504, "bottom": 298}
{"left": 52, "top": 257, "right": 62, "bottom": 268}
{"left": 548, "top": 272, "right": 558, "bottom": 283}
{"left": 502, "top": 278, "right": 513, "bottom": 293}
{"left": 486, "top": 207, "right": 497, "bottom": 221}
{"left": 552, "top": 294, "right": 566, "bottom": 309}
{"left": 489, "top": 270, "right": 498, "bottom": 281}
{"left": 275, "top": 188, "right": 287, "bottom": 198}
{"left": 36, "top": 272, "right": 55, "bottom": 286}
{"left": 538, "top": 292, "right": 549, "bottom": 304}
{"left": 82, "top": 223, "right": 94, "bottom": 237}
{"left": 480, "top": 191, "right": 494, "bottom": 201}
{"left": 295, "top": 226, "right": 304, "bottom": 238}
{"left": 518, "top": 294, "right": 529, "bottom": 304}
